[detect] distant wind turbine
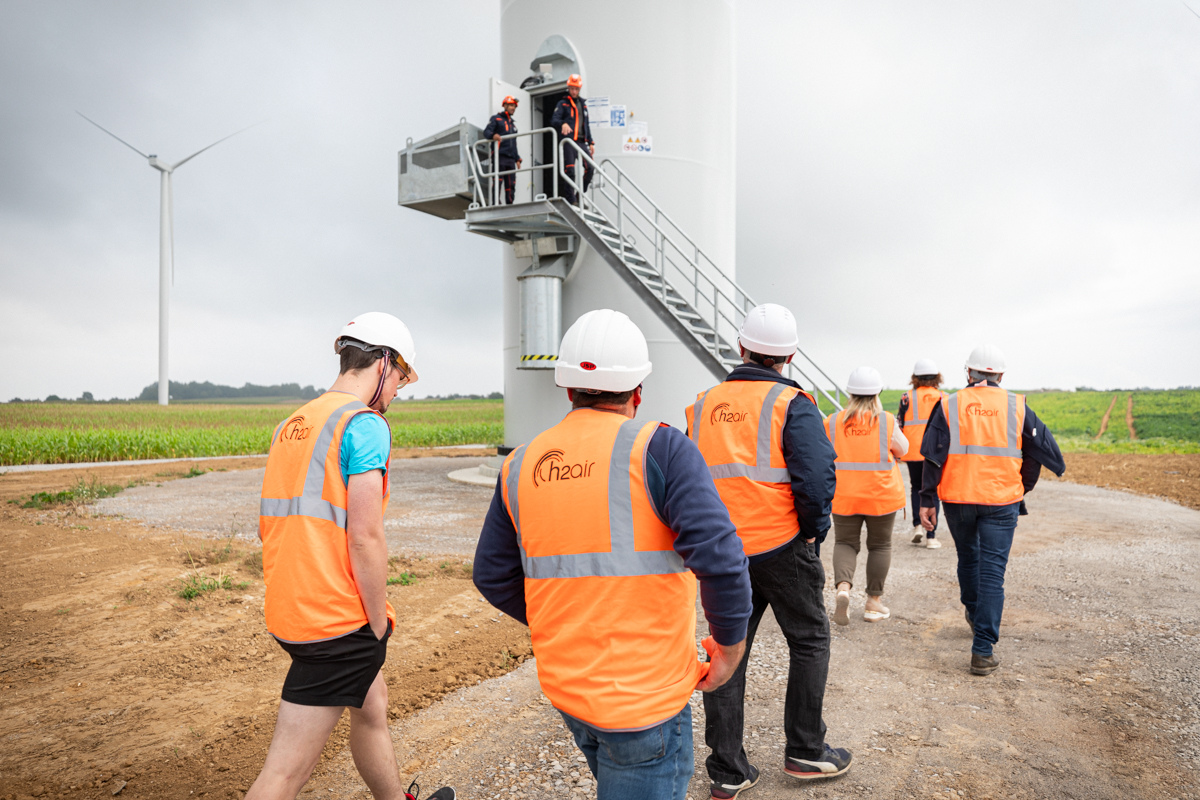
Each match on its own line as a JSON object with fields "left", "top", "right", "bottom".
{"left": 78, "top": 112, "right": 257, "bottom": 405}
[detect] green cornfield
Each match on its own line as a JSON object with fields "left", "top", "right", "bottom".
{"left": 0, "top": 400, "right": 503, "bottom": 465}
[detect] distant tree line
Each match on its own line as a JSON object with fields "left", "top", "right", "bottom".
{"left": 135, "top": 381, "right": 326, "bottom": 402}
{"left": 404, "top": 392, "right": 503, "bottom": 401}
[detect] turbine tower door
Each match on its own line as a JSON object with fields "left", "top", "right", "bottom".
{"left": 489, "top": 79, "right": 532, "bottom": 204}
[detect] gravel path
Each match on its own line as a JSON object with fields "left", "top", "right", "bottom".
{"left": 309, "top": 479, "right": 1199, "bottom": 800}
{"left": 93, "top": 456, "right": 495, "bottom": 555}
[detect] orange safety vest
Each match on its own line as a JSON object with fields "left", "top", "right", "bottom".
{"left": 938, "top": 385, "right": 1026, "bottom": 505}
{"left": 824, "top": 410, "right": 906, "bottom": 516}
{"left": 259, "top": 392, "right": 395, "bottom": 643}
{"left": 501, "top": 408, "right": 703, "bottom": 732}
{"left": 899, "top": 387, "right": 950, "bottom": 462}
{"left": 684, "top": 381, "right": 813, "bottom": 557}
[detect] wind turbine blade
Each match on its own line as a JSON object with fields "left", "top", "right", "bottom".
{"left": 77, "top": 112, "right": 149, "bottom": 158}
{"left": 1184, "top": 1, "right": 1200, "bottom": 21}
{"left": 172, "top": 120, "right": 265, "bottom": 169}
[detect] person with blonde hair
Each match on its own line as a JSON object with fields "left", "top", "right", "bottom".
{"left": 824, "top": 367, "right": 908, "bottom": 625}
{"left": 897, "top": 359, "right": 949, "bottom": 549}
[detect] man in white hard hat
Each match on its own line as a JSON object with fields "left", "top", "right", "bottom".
{"left": 248, "top": 313, "right": 455, "bottom": 800}
{"left": 897, "top": 359, "right": 949, "bottom": 549}
{"left": 686, "top": 303, "right": 849, "bottom": 796}
{"left": 474, "top": 309, "right": 752, "bottom": 800}
{"left": 918, "top": 344, "right": 1065, "bottom": 676}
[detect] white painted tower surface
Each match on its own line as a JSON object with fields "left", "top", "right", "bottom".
{"left": 500, "top": 0, "right": 737, "bottom": 447}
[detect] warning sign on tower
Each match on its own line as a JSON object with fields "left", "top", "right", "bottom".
{"left": 622, "top": 135, "right": 652, "bottom": 155}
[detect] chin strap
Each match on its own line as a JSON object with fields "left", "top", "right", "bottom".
{"left": 367, "top": 349, "right": 392, "bottom": 410}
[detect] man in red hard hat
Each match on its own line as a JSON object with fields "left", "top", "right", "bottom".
{"left": 550, "top": 74, "right": 593, "bottom": 205}
{"left": 483, "top": 96, "right": 522, "bottom": 205}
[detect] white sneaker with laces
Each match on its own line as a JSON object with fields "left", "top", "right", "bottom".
{"left": 925, "top": 538, "right": 942, "bottom": 549}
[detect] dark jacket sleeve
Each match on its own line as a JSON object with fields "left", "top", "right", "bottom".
{"left": 472, "top": 476, "right": 528, "bottom": 625}
{"left": 582, "top": 102, "right": 593, "bottom": 144}
{"left": 919, "top": 399, "right": 949, "bottom": 508}
{"left": 550, "top": 99, "right": 568, "bottom": 133}
{"left": 482, "top": 114, "right": 499, "bottom": 140}
{"left": 646, "top": 425, "right": 752, "bottom": 646}
{"left": 897, "top": 393, "right": 910, "bottom": 429}
{"left": 781, "top": 396, "right": 836, "bottom": 543}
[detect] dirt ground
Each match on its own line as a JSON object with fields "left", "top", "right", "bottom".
{"left": 1050, "top": 453, "right": 1200, "bottom": 511}
{"left": 0, "top": 451, "right": 529, "bottom": 800}
{"left": 1, "top": 452, "right": 1198, "bottom": 800}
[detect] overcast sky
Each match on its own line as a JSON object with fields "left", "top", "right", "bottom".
{"left": 2, "top": 1, "right": 1198, "bottom": 401}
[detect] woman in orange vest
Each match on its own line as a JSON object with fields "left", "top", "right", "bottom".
{"left": 897, "top": 359, "right": 949, "bottom": 549}
{"left": 824, "top": 367, "right": 908, "bottom": 625}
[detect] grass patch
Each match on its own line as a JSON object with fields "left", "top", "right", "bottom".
{"left": 177, "top": 571, "right": 234, "bottom": 599}
{"left": 21, "top": 477, "right": 124, "bottom": 508}
{"left": 242, "top": 550, "right": 263, "bottom": 575}
{"left": 387, "top": 572, "right": 418, "bottom": 586}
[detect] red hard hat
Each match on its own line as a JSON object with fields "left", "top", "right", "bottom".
{"left": 502, "top": 95, "right": 518, "bottom": 106}
{"left": 567, "top": 74, "right": 582, "bottom": 88}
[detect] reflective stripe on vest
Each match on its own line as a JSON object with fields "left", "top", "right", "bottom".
{"left": 827, "top": 410, "right": 891, "bottom": 471}
{"left": 700, "top": 383, "right": 792, "bottom": 483}
{"left": 506, "top": 420, "right": 686, "bottom": 579}
{"left": 946, "top": 393, "right": 1022, "bottom": 458}
{"left": 260, "top": 399, "right": 363, "bottom": 526}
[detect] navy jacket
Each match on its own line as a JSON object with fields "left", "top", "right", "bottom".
{"left": 481, "top": 112, "right": 520, "bottom": 161}
{"left": 704, "top": 364, "right": 838, "bottom": 560}
{"left": 550, "top": 95, "right": 592, "bottom": 144}
{"left": 473, "top": 419, "right": 753, "bottom": 646}
{"left": 919, "top": 381, "right": 1066, "bottom": 513}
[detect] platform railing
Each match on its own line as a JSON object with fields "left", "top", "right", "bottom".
{"left": 466, "top": 127, "right": 558, "bottom": 208}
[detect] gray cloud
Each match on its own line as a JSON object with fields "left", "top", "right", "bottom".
{"left": 1, "top": 1, "right": 1197, "bottom": 402}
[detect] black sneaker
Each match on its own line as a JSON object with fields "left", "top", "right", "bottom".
{"left": 970, "top": 653, "right": 1000, "bottom": 676}
{"left": 406, "top": 779, "right": 455, "bottom": 800}
{"left": 711, "top": 763, "right": 759, "bottom": 798}
{"left": 783, "top": 744, "right": 852, "bottom": 780}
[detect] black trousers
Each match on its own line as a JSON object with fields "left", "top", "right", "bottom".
{"left": 906, "top": 461, "right": 940, "bottom": 534}
{"left": 498, "top": 158, "right": 517, "bottom": 205}
{"left": 704, "top": 537, "right": 830, "bottom": 784}
{"left": 561, "top": 146, "right": 593, "bottom": 205}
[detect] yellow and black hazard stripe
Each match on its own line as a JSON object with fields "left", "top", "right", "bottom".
{"left": 520, "top": 354, "right": 559, "bottom": 362}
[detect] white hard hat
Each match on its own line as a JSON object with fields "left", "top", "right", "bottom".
{"left": 846, "top": 366, "right": 883, "bottom": 396}
{"left": 335, "top": 311, "right": 419, "bottom": 383}
{"left": 964, "top": 344, "right": 1006, "bottom": 374}
{"left": 738, "top": 303, "right": 798, "bottom": 357}
{"left": 912, "top": 358, "right": 939, "bottom": 377}
{"left": 555, "top": 309, "right": 652, "bottom": 393}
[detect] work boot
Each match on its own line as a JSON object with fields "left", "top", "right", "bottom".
{"left": 970, "top": 653, "right": 1000, "bottom": 676}
{"left": 783, "top": 744, "right": 852, "bottom": 780}
{"left": 710, "top": 764, "right": 759, "bottom": 798}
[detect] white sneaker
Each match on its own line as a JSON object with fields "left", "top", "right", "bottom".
{"left": 911, "top": 532, "right": 925, "bottom": 545}
{"left": 925, "top": 538, "right": 942, "bottom": 549}
{"left": 832, "top": 591, "right": 850, "bottom": 626}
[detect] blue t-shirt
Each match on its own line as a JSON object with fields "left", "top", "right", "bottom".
{"left": 339, "top": 412, "right": 391, "bottom": 485}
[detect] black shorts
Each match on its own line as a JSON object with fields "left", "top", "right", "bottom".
{"left": 276, "top": 621, "right": 391, "bottom": 708}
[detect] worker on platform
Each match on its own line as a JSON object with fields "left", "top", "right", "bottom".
{"left": 919, "top": 344, "right": 1065, "bottom": 676}
{"left": 550, "top": 74, "right": 594, "bottom": 205}
{"left": 247, "top": 312, "right": 455, "bottom": 800}
{"left": 825, "top": 367, "right": 908, "bottom": 627}
{"left": 482, "top": 95, "right": 522, "bottom": 205}
{"left": 685, "top": 303, "right": 852, "bottom": 797}
{"left": 898, "top": 359, "right": 949, "bottom": 549}
{"left": 474, "top": 309, "right": 752, "bottom": 800}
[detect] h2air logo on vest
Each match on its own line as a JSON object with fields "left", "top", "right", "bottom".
{"left": 965, "top": 403, "right": 1001, "bottom": 417}
{"left": 532, "top": 449, "right": 596, "bottom": 487}
{"left": 280, "top": 416, "right": 314, "bottom": 442}
{"left": 709, "top": 403, "right": 749, "bottom": 425}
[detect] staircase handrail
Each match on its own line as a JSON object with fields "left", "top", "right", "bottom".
{"left": 559, "top": 139, "right": 844, "bottom": 409}
{"left": 466, "top": 128, "right": 560, "bottom": 207}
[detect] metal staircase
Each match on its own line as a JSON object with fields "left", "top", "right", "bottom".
{"left": 459, "top": 136, "right": 846, "bottom": 410}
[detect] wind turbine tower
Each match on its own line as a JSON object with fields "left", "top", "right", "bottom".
{"left": 79, "top": 113, "right": 253, "bottom": 405}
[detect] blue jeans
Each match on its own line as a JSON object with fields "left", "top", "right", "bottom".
{"left": 559, "top": 704, "right": 693, "bottom": 800}
{"left": 943, "top": 501, "right": 1020, "bottom": 656}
